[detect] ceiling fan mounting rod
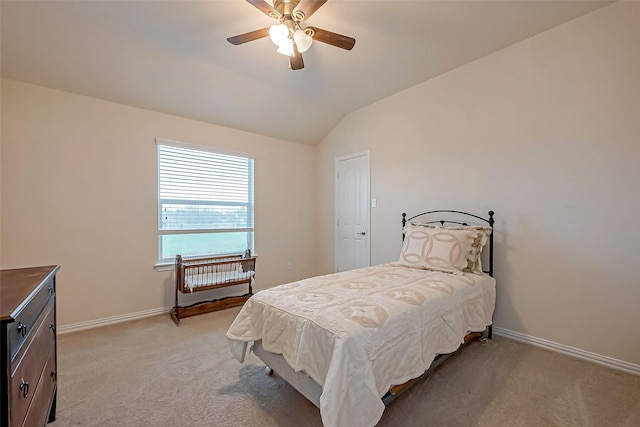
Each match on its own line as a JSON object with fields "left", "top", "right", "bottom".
{"left": 274, "top": 0, "right": 301, "bottom": 20}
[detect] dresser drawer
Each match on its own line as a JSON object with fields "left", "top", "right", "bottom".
{"left": 8, "top": 275, "right": 55, "bottom": 361}
{"left": 22, "top": 352, "right": 57, "bottom": 427}
{"left": 9, "top": 302, "right": 55, "bottom": 427}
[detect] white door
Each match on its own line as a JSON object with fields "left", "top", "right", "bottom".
{"left": 335, "top": 152, "right": 370, "bottom": 272}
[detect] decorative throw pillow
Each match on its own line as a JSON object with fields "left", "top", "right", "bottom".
{"left": 461, "top": 227, "right": 491, "bottom": 274}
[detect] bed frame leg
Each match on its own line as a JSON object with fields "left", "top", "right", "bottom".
{"left": 479, "top": 325, "right": 493, "bottom": 343}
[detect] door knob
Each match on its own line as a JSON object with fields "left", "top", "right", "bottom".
{"left": 358, "top": 231, "right": 366, "bottom": 236}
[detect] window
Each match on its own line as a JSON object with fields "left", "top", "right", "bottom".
{"left": 157, "top": 140, "right": 254, "bottom": 263}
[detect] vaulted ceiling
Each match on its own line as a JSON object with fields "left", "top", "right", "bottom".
{"left": 1, "top": 1, "right": 612, "bottom": 145}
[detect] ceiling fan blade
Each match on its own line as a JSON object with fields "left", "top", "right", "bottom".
{"left": 307, "top": 27, "right": 355, "bottom": 50}
{"left": 227, "top": 27, "right": 270, "bottom": 45}
{"left": 292, "top": 0, "right": 328, "bottom": 21}
{"left": 289, "top": 44, "right": 304, "bottom": 70}
{"left": 246, "top": 0, "right": 282, "bottom": 19}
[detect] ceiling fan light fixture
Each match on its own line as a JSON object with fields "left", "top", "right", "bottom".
{"left": 276, "top": 39, "right": 294, "bottom": 57}
{"left": 293, "top": 29, "right": 313, "bottom": 53}
{"left": 269, "top": 24, "right": 289, "bottom": 47}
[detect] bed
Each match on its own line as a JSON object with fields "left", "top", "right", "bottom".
{"left": 226, "top": 210, "right": 495, "bottom": 427}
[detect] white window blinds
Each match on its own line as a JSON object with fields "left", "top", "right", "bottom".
{"left": 157, "top": 142, "right": 254, "bottom": 262}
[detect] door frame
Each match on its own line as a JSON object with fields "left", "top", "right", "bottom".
{"left": 334, "top": 151, "right": 371, "bottom": 272}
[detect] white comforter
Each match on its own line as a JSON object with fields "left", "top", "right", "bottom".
{"left": 226, "top": 263, "right": 496, "bottom": 427}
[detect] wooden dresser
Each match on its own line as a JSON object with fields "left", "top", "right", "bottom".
{"left": 1, "top": 265, "right": 60, "bottom": 427}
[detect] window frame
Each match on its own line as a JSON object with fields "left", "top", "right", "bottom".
{"left": 155, "top": 138, "right": 254, "bottom": 266}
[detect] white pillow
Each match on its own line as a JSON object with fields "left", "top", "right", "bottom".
{"left": 406, "top": 222, "right": 492, "bottom": 274}
{"left": 398, "top": 223, "right": 478, "bottom": 273}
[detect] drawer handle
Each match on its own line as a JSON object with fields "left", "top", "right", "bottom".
{"left": 17, "top": 322, "right": 28, "bottom": 337}
{"left": 51, "top": 371, "right": 57, "bottom": 383}
{"left": 49, "top": 324, "right": 56, "bottom": 334}
{"left": 20, "top": 379, "right": 29, "bottom": 398}
{"left": 48, "top": 285, "right": 54, "bottom": 296}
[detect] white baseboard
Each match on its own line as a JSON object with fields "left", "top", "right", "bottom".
{"left": 493, "top": 326, "right": 640, "bottom": 376}
{"left": 58, "top": 306, "right": 172, "bottom": 335}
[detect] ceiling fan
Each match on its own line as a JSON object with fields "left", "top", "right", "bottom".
{"left": 227, "top": 0, "right": 356, "bottom": 70}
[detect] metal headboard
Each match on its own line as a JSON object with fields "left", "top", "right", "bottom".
{"left": 401, "top": 210, "right": 495, "bottom": 277}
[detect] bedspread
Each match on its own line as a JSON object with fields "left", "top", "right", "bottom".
{"left": 226, "top": 263, "right": 496, "bottom": 427}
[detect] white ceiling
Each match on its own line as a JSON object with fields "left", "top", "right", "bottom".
{"left": 1, "top": 0, "right": 612, "bottom": 146}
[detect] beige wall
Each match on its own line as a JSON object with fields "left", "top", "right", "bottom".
{"left": 2, "top": 1, "right": 638, "bottom": 367}
{"left": 1, "top": 79, "right": 318, "bottom": 327}
{"left": 317, "top": 2, "right": 640, "bottom": 365}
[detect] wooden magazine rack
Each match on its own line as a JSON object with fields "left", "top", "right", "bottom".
{"left": 171, "top": 252, "right": 256, "bottom": 325}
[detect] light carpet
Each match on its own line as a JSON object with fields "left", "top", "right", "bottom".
{"left": 51, "top": 307, "right": 640, "bottom": 426}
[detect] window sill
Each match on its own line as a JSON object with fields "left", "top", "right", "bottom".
{"left": 154, "top": 262, "right": 174, "bottom": 272}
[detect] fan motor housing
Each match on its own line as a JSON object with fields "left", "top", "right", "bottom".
{"left": 274, "top": 0, "right": 301, "bottom": 17}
